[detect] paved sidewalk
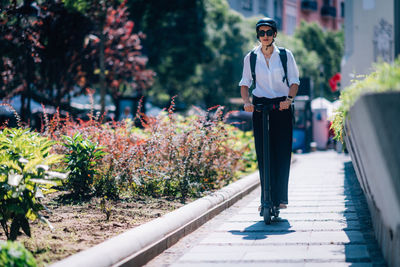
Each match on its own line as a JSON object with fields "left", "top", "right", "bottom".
{"left": 145, "top": 151, "right": 386, "bottom": 266}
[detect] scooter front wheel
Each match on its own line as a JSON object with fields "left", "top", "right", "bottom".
{"left": 263, "top": 208, "right": 271, "bottom": 225}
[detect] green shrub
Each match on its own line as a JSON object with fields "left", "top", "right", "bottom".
{"left": 228, "top": 129, "right": 257, "bottom": 176}
{"left": 94, "top": 163, "right": 119, "bottom": 200}
{"left": 0, "top": 241, "right": 37, "bottom": 267}
{"left": 332, "top": 58, "right": 400, "bottom": 143}
{"left": 131, "top": 107, "right": 252, "bottom": 202}
{"left": 44, "top": 102, "right": 256, "bottom": 202}
{"left": 0, "top": 128, "right": 63, "bottom": 240}
{"left": 63, "top": 133, "right": 106, "bottom": 198}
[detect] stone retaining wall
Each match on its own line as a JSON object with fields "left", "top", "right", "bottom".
{"left": 344, "top": 91, "right": 400, "bottom": 267}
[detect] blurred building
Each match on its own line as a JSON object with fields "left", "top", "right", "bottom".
{"left": 227, "top": 0, "right": 344, "bottom": 35}
{"left": 341, "top": 0, "right": 399, "bottom": 88}
{"left": 297, "top": 0, "right": 344, "bottom": 32}
{"left": 227, "top": 0, "right": 284, "bottom": 30}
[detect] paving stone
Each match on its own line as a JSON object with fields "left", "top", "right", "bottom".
{"left": 309, "top": 231, "right": 365, "bottom": 244}
{"left": 227, "top": 212, "right": 358, "bottom": 222}
{"left": 216, "top": 220, "right": 361, "bottom": 232}
{"left": 306, "top": 244, "right": 369, "bottom": 261}
{"left": 281, "top": 212, "right": 358, "bottom": 221}
{"left": 240, "top": 245, "right": 308, "bottom": 261}
{"left": 305, "top": 263, "right": 374, "bottom": 267}
{"left": 177, "top": 251, "right": 245, "bottom": 262}
{"left": 248, "top": 195, "right": 351, "bottom": 202}
{"left": 144, "top": 152, "right": 386, "bottom": 267}
{"left": 171, "top": 263, "right": 306, "bottom": 267}
{"left": 241, "top": 244, "right": 369, "bottom": 262}
{"left": 246, "top": 201, "right": 356, "bottom": 207}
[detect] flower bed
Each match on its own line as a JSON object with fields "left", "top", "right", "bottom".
{"left": 0, "top": 104, "right": 256, "bottom": 265}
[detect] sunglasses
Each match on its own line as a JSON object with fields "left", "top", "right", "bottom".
{"left": 258, "top": 29, "right": 274, "bottom": 37}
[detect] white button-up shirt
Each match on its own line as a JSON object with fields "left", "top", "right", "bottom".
{"left": 239, "top": 44, "right": 300, "bottom": 98}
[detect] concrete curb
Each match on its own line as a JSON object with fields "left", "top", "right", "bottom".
{"left": 50, "top": 171, "right": 259, "bottom": 267}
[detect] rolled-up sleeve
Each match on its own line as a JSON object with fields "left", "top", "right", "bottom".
{"left": 287, "top": 50, "right": 300, "bottom": 86}
{"left": 238, "top": 53, "right": 253, "bottom": 87}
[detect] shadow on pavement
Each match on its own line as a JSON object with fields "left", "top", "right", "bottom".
{"left": 343, "top": 161, "right": 387, "bottom": 266}
{"left": 228, "top": 218, "right": 294, "bottom": 240}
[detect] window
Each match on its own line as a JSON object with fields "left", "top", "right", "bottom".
{"left": 341, "top": 2, "right": 344, "bottom": 17}
{"left": 274, "top": 0, "right": 283, "bottom": 30}
{"left": 344, "top": 0, "right": 353, "bottom": 57}
{"left": 242, "top": 0, "right": 253, "bottom": 10}
{"left": 286, "top": 15, "right": 297, "bottom": 35}
{"left": 259, "top": 0, "right": 267, "bottom": 14}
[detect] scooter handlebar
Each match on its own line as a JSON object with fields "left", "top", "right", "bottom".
{"left": 254, "top": 103, "right": 280, "bottom": 112}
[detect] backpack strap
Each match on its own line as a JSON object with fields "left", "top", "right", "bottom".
{"left": 278, "top": 47, "right": 290, "bottom": 87}
{"left": 250, "top": 50, "right": 257, "bottom": 87}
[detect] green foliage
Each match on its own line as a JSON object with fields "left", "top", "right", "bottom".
{"left": 45, "top": 101, "right": 256, "bottom": 203}
{"left": 62, "top": 133, "right": 106, "bottom": 198}
{"left": 93, "top": 165, "right": 119, "bottom": 200}
{"left": 0, "top": 241, "right": 37, "bottom": 267}
{"left": 0, "top": 128, "right": 63, "bottom": 240}
{"left": 131, "top": 106, "right": 255, "bottom": 203}
{"left": 62, "top": 0, "right": 122, "bottom": 13}
{"left": 62, "top": 0, "right": 93, "bottom": 13}
{"left": 331, "top": 58, "right": 400, "bottom": 143}
{"left": 99, "top": 196, "right": 111, "bottom": 221}
{"left": 127, "top": 0, "right": 208, "bottom": 106}
{"left": 228, "top": 129, "right": 257, "bottom": 176}
{"left": 189, "top": 0, "right": 248, "bottom": 108}
{"left": 275, "top": 33, "right": 321, "bottom": 83}
{"left": 127, "top": 0, "right": 256, "bottom": 108}
{"left": 295, "top": 21, "right": 344, "bottom": 100}
{"left": 237, "top": 16, "right": 260, "bottom": 50}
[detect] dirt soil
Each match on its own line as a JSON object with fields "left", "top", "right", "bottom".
{"left": 0, "top": 192, "right": 191, "bottom": 266}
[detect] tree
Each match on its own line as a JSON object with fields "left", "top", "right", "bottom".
{"left": 37, "top": 2, "right": 92, "bottom": 110}
{"left": 63, "top": 0, "right": 154, "bottom": 116}
{"left": 63, "top": 0, "right": 119, "bottom": 115}
{"left": 294, "top": 21, "right": 344, "bottom": 100}
{"left": 82, "top": 1, "right": 155, "bottom": 119}
{"left": 127, "top": 0, "right": 208, "bottom": 107}
{"left": 0, "top": 0, "right": 43, "bottom": 121}
{"left": 1, "top": 1, "right": 93, "bottom": 120}
{"left": 275, "top": 33, "right": 321, "bottom": 89}
{"left": 191, "top": 0, "right": 248, "bottom": 108}
{"left": 1, "top": 0, "right": 153, "bottom": 122}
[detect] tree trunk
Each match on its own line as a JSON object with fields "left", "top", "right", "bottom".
{"left": 113, "top": 96, "right": 120, "bottom": 121}
{"left": 99, "top": 28, "right": 106, "bottom": 120}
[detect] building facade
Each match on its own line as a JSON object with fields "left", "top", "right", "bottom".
{"left": 227, "top": 0, "right": 283, "bottom": 30}
{"left": 227, "top": 0, "right": 344, "bottom": 35}
{"left": 341, "top": 0, "right": 396, "bottom": 88}
{"left": 296, "top": 0, "right": 344, "bottom": 32}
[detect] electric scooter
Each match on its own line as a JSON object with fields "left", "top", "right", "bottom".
{"left": 255, "top": 103, "right": 280, "bottom": 225}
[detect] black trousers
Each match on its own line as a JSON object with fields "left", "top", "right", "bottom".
{"left": 252, "top": 95, "right": 293, "bottom": 207}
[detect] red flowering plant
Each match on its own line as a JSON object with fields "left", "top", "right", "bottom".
{"left": 80, "top": 0, "right": 155, "bottom": 117}
{"left": 41, "top": 94, "right": 254, "bottom": 202}
{"left": 41, "top": 105, "right": 145, "bottom": 199}
{"left": 130, "top": 98, "right": 251, "bottom": 203}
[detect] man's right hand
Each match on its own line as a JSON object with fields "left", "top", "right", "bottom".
{"left": 244, "top": 103, "right": 254, "bottom": 112}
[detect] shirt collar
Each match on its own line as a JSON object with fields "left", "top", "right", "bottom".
{"left": 272, "top": 44, "right": 280, "bottom": 55}
{"left": 256, "top": 44, "right": 279, "bottom": 57}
